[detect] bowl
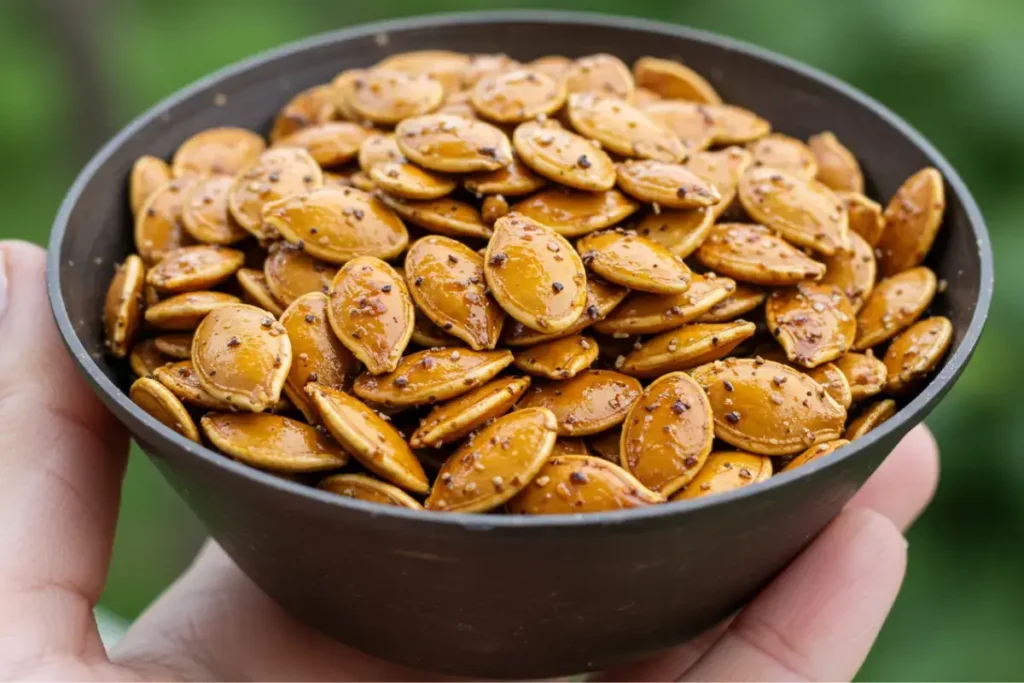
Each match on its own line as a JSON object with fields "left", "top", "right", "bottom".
{"left": 47, "top": 11, "right": 992, "bottom": 678}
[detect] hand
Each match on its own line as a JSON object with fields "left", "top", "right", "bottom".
{"left": 0, "top": 240, "right": 938, "bottom": 681}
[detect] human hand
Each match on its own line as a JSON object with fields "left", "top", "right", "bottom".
{"left": 0, "top": 240, "right": 938, "bottom": 681}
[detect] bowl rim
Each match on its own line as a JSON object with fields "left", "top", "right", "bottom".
{"left": 47, "top": 9, "right": 993, "bottom": 530}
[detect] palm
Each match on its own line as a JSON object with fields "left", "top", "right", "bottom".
{"left": 0, "top": 242, "right": 937, "bottom": 681}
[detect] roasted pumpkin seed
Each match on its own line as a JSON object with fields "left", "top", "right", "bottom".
{"left": 819, "top": 230, "right": 876, "bottom": 313}
{"left": 463, "top": 155, "right": 547, "bottom": 196}
{"left": 410, "top": 376, "right": 531, "bottom": 448}
{"left": 202, "top": 412, "right": 348, "bottom": 472}
{"left": 748, "top": 134, "right": 818, "bottom": 179}
{"left": 481, "top": 195, "right": 509, "bottom": 225}
{"left": 510, "top": 187, "right": 640, "bottom": 238}
{"left": 616, "top": 159, "right": 722, "bottom": 209}
{"left": 352, "top": 348, "right": 514, "bottom": 408}
{"left": 782, "top": 439, "right": 850, "bottom": 472}
{"left": 307, "top": 383, "right": 429, "bottom": 493}
{"left": 808, "top": 131, "right": 863, "bottom": 193}
{"left": 130, "top": 155, "right": 173, "bottom": 216}
{"left": 765, "top": 282, "right": 856, "bottom": 368}
{"left": 621, "top": 320, "right": 757, "bottom": 378}
{"left": 806, "top": 362, "right": 853, "bottom": 409}
{"left": 396, "top": 113, "right": 513, "bottom": 173}
{"left": 104, "top": 254, "right": 146, "bottom": 357}
{"left": 513, "top": 119, "right": 616, "bottom": 192}
{"left": 192, "top": 303, "right": 292, "bottom": 412}
{"left": 512, "top": 334, "right": 598, "bottom": 379}
{"left": 227, "top": 147, "right": 323, "bottom": 240}
{"left": 154, "top": 360, "right": 234, "bottom": 411}
{"left": 153, "top": 333, "right": 193, "bottom": 360}
{"left": 471, "top": 68, "right": 566, "bottom": 123}
{"left": 840, "top": 191, "right": 887, "bottom": 247}
{"left": 144, "top": 290, "right": 240, "bottom": 331}
{"left": 358, "top": 133, "right": 403, "bottom": 172}
{"left": 181, "top": 175, "right": 249, "bottom": 245}
{"left": 145, "top": 245, "right": 244, "bottom": 293}
{"left": 425, "top": 407, "right": 557, "bottom": 513}
{"left": 134, "top": 178, "right": 199, "bottom": 263}
{"left": 633, "top": 56, "right": 720, "bottom": 104}
{"left": 694, "top": 284, "right": 766, "bottom": 323}
{"left": 551, "top": 437, "right": 590, "bottom": 456}
{"left": 564, "top": 53, "right": 634, "bottom": 101}
{"left": 263, "top": 243, "right": 337, "bottom": 307}
{"left": 578, "top": 229, "right": 692, "bottom": 294}
{"left": 620, "top": 371, "right": 714, "bottom": 495}
{"left": 834, "top": 352, "right": 888, "bottom": 402}
{"left": 844, "top": 399, "right": 896, "bottom": 440}
{"left": 273, "top": 121, "right": 369, "bottom": 167}
{"left": 684, "top": 146, "right": 754, "bottom": 218}
{"left": 691, "top": 358, "right": 846, "bottom": 455}
{"left": 374, "top": 50, "right": 470, "bottom": 95}
{"left": 516, "top": 369, "right": 641, "bottom": 436}
{"left": 634, "top": 207, "right": 715, "bottom": 258}
{"left": 854, "top": 266, "right": 936, "bottom": 350}
{"left": 317, "top": 473, "right": 424, "bottom": 509}
{"left": 405, "top": 235, "right": 505, "bottom": 350}
{"left": 501, "top": 276, "right": 629, "bottom": 346}
{"left": 877, "top": 167, "right": 945, "bottom": 276}
{"left": 567, "top": 93, "right": 686, "bottom": 162}
{"left": 269, "top": 84, "right": 338, "bottom": 143}
{"left": 643, "top": 100, "right": 770, "bottom": 149}
{"left": 171, "top": 127, "right": 266, "bottom": 178}
{"left": 129, "top": 339, "right": 171, "bottom": 377}
{"left": 130, "top": 377, "right": 200, "bottom": 443}
{"left": 883, "top": 316, "right": 953, "bottom": 393}
{"left": 368, "top": 161, "right": 457, "bottom": 200}
{"left": 671, "top": 451, "right": 773, "bottom": 500}
{"left": 695, "top": 222, "right": 827, "bottom": 286}
{"left": 341, "top": 69, "right": 444, "bottom": 126}
{"left": 410, "top": 308, "right": 464, "bottom": 348}
{"left": 593, "top": 273, "right": 735, "bottom": 335}
{"left": 507, "top": 455, "right": 663, "bottom": 514}
{"left": 236, "top": 268, "right": 285, "bottom": 317}
{"left": 377, "top": 193, "right": 492, "bottom": 240}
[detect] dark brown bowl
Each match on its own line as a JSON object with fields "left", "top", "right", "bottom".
{"left": 47, "top": 11, "right": 992, "bottom": 678}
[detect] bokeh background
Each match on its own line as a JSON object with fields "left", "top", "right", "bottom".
{"left": 1, "top": 0, "right": 1020, "bottom": 678}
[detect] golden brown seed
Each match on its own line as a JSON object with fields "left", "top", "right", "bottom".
{"left": 144, "top": 290, "right": 241, "bottom": 331}
{"left": 463, "top": 155, "right": 547, "bottom": 196}
{"left": 104, "top": 255, "right": 145, "bottom": 357}
{"left": 181, "top": 175, "right": 249, "bottom": 245}
{"left": 854, "top": 266, "right": 937, "bottom": 350}
{"left": 307, "top": 383, "right": 429, "bottom": 493}
{"left": 374, "top": 50, "right": 471, "bottom": 95}
{"left": 834, "top": 352, "right": 888, "bottom": 402}
{"left": 565, "top": 53, "right": 635, "bottom": 101}
{"left": 227, "top": 147, "right": 323, "bottom": 240}
{"left": 317, "top": 473, "right": 424, "bottom": 509}
{"left": 410, "top": 376, "right": 531, "bottom": 448}
{"left": 684, "top": 146, "right": 754, "bottom": 218}
{"left": 528, "top": 55, "right": 572, "bottom": 82}
{"left": 263, "top": 186, "right": 409, "bottom": 265}
{"left": 566, "top": 93, "right": 686, "bottom": 162}
{"left": 808, "top": 131, "right": 863, "bottom": 193}
{"left": 621, "top": 320, "right": 757, "bottom": 378}
{"left": 587, "top": 428, "right": 622, "bottom": 462}
{"left": 691, "top": 358, "right": 846, "bottom": 455}
{"left": 145, "top": 245, "right": 244, "bottom": 294}
{"left": 485, "top": 213, "right": 587, "bottom": 334}
{"left": 471, "top": 68, "right": 567, "bottom": 123}
{"left": 884, "top": 316, "right": 953, "bottom": 393}
{"left": 616, "top": 160, "right": 722, "bottom": 209}
{"left": 695, "top": 284, "right": 766, "bottom": 323}
{"left": 129, "top": 339, "right": 171, "bottom": 378}
{"left": 130, "top": 155, "right": 173, "bottom": 216}
{"left": 481, "top": 195, "right": 509, "bottom": 225}
{"left": 396, "top": 113, "right": 513, "bottom": 173}
{"left": 738, "top": 166, "right": 850, "bottom": 255}
{"left": 644, "top": 101, "right": 770, "bottom": 149}
{"left": 358, "top": 133, "right": 403, "bottom": 172}
{"left": 426, "top": 407, "right": 557, "bottom": 513}
{"left": 269, "top": 84, "right": 338, "bottom": 143}
{"left": 325, "top": 257, "right": 413, "bottom": 375}
{"left": 341, "top": 69, "right": 444, "bottom": 125}
{"left": 578, "top": 230, "right": 691, "bottom": 294}
{"left": 202, "top": 412, "right": 349, "bottom": 472}
{"left": 130, "top": 377, "right": 200, "bottom": 443}
{"left": 877, "top": 167, "right": 945, "bottom": 276}
{"left": 594, "top": 274, "right": 735, "bottom": 336}
{"left": 513, "top": 119, "right": 616, "bottom": 192}
{"left": 405, "top": 236, "right": 505, "bottom": 350}
{"left": 844, "top": 399, "right": 897, "bottom": 440}
{"left": 748, "top": 134, "right": 818, "bottom": 179}
{"left": 154, "top": 360, "right": 234, "bottom": 411}
{"left": 377, "top": 193, "right": 492, "bottom": 240}
{"left": 633, "top": 56, "right": 720, "bottom": 104}
{"left": 634, "top": 208, "right": 715, "bottom": 258}
{"left": 820, "top": 230, "right": 877, "bottom": 313}
{"left": 462, "top": 53, "right": 521, "bottom": 87}
{"left": 510, "top": 188, "right": 640, "bottom": 238}
{"left": 352, "top": 348, "right": 513, "bottom": 408}
{"left": 806, "top": 362, "right": 853, "bottom": 409}
{"left": 551, "top": 438, "right": 590, "bottom": 456}
{"left": 368, "top": 161, "right": 457, "bottom": 200}
{"left": 696, "top": 222, "right": 827, "bottom": 286}
{"left": 633, "top": 86, "right": 662, "bottom": 107}
{"left": 134, "top": 178, "right": 199, "bottom": 263}
{"left": 512, "top": 334, "right": 598, "bottom": 380}
{"left": 272, "top": 122, "right": 369, "bottom": 167}
{"left": 766, "top": 283, "right": 856, "bottom": 368}
{"left": 839, "top": 191, "right": 887, "bottom": 247}
{"left": 409, "top": 308, "right": 464, "bottom": 348}
{"left": 501, "top": 277, "right": 629, "bottom": 346}
{"left": 263, "top": 243, "right": 338, "bottom": 307}
{"left": 782, "top": 439, "right": 850, "bottom": 473}
{"left": 507, "top": 455, "right": 663, "bottom": 514}
{"left": 236, "top": 268, "right": 285, "bottom": 317}
{"left": 153, "top": 333, "right": 193, "bottom": 359}
{"left": 171, "top": 127, "right": 266, "bottom": 178}
{"left": 279, "top": 292, "right": 358, "bottom": 421}
{"left": 192, "top": 303, "right": 292, "bottom": 412}
{"left": 516, "top": 369, "right": 641, "bottom": 437}
{"left": 620, "top": 371, "right": 714, "bottom": 495}
{"left": 671, "top": 451, "right": 773, "bottom": 500}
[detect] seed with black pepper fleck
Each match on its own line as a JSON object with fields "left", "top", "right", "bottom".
{"left": 381, "top": 284, "right": 392, "bottom": 293}
{"left": 552, "top": 281, "right": 564, "bottom": 293}
{"left": 725, "top": 411, "right": 741, "bottom": 424}
{"left": 577, "top": 154, "right": 592, "bottom": 169}
{"left": 569, "top": 471, "right": 588, "bottom": 484}
{"left": 394, "top": 376, "right": 409, "bottom": 388}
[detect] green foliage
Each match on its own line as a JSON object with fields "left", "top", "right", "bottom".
{"left": 1, "top": 0, "right": 1020, "bottom": 678}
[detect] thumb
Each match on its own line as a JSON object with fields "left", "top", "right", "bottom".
{"left": 0, "top": 241, "right": 129, "bottom": 660}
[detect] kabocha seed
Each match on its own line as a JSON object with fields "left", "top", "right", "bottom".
{"left": 105, "top": 48, "right": 954, "bottom": 514}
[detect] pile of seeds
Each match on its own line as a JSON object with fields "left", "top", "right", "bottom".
{"left": 106, "top": 50, "right": 953, "bottom": 514}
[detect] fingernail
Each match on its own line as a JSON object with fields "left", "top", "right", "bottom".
{"left": 0, "top": 248, "right": 8, "bottom": 324}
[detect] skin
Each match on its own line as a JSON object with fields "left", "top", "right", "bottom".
{"left": 0, "top": 238, "right": 940, "bottom": 679}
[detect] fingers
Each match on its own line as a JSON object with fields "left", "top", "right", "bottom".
{"left": 847, "top": 425, "right": 939, "bottom": 530}
{"left": 113, "top": 542, "right": 436, "bottom": 681}
{"left": 683, "top": 508, "right": 906, "bottom": 682}
{"left": 0, "top": 242, "right": 129, "bottom": 657}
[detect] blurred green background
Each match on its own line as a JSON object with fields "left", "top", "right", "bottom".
{"left": 1, "top": 0, "right": 1019, "bottom": 679}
